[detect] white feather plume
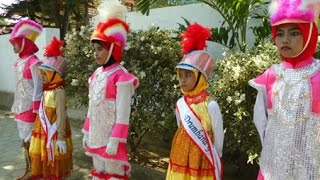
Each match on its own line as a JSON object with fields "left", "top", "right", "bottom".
{"left": 98, "top": 0, "right": 127, "bottom": 22}
{"left": 299, "top": 0, "right": 320, "bottom": 11}
{"left": 268, "top": 0, "right": 280, "bottom": 17}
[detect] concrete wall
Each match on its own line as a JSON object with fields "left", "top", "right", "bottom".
{"left": 125, "top": 3, "right": 263, "bottom": 59}
{"left": 127, "top": 3, "right": 223, "bottom": 31}
{"left": 0, "top": 28, "right": 60, "bottom": 108}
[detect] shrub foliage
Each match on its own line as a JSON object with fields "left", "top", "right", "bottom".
{"left": 209, "top": 42, "right": 280, "bottom": 166}
{"left": 64, "top": 26, "right": 97, "bottom": 107}
{"left": 123, "top": 26, "right": 181, "bottom": 152}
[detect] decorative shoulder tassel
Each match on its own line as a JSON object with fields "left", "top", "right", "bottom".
{"left": 44, "top": 36, "right": 64, "bottom": 57}
{"left": 180, "top": 23, "right": 211, "bottom": 55}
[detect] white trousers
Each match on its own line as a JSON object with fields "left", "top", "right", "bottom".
{"left": 16, "top": 120, "right": 34, "bottom": 142}
{"left": 92, "top": 156, "right": 126, "bottom": 180}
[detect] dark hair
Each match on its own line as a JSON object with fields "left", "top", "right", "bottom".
{"left": 91, "top": 39, "right": 102, "bottom": 45}
{"left": 103, "top": 56, "right": 115, "bottom": 68}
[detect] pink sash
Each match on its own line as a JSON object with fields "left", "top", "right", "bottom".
{"left": 177, "top": 98, "right": 221, "bottom": 180}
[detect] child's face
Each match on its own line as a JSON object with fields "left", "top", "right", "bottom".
{"left": 93, "top": 43, "right": 110, "bottom": 65}
{"left": 38, "top": 69, "right": 53, "bottom": 85}
{"left": 275, "top": 24, "right": 303, "bottom": 58}
{"left": 177, "top": 68, "right": 197, "bottom": 92}
{"left": 12, "top": 42, "right": 21, "bottom": 54}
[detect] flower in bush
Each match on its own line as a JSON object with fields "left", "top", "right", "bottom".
{"left": 71, "top": 79, "right": 79, "bottom": 86}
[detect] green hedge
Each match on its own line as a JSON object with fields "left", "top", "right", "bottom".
{"left": 123, "top": 27, "right": 181, "bottom": 153}
{"left": 209, "top": 42, "right": 279, "bottom": 166}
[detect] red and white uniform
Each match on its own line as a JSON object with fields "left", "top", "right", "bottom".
{"left": 12, "top": 54, "right": 42, "bottom": 142}
{"left": 82, "top": 63, "right": 138, "bottom": 177}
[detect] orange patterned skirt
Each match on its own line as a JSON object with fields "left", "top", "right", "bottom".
{"left": 166, "top": 127, "right": 215, "bottom": 180}
{"left": 29, "top": 108, "right": 73, "bottom": 179}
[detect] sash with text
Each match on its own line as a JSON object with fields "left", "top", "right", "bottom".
{"left": 177, "top": 98, "right": 221, "bottom": 180}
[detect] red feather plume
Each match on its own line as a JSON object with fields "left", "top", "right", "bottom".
{"left": 180, "top": 23, "right": 212, "bottom": 55}
{"left": 44, "top": 36, "right": 64, "bottom": 57}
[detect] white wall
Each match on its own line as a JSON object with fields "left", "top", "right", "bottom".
{"left": 0, "top": 33, "right": 16, "bottom": 92}
{"left": 0, "top": 28, "right": 60, "bottom": 93}
{"left": 126, "top": 3, "right": 223, "bottom": 31}
{"left": 125, "top": 3, "right": 263, "bottom": 60}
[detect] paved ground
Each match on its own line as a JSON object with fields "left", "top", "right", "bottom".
{"left": 0, "top": 109, "right": 165, "bottom": 180}
{"left": 0, "top": 108, "right": 249, "bottom": 180}
{"left": 0, "top": 109, "right": 92, "bottom": 180}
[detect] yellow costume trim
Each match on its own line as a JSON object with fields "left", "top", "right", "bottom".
{"left": 44, "top": 91, "right": 55, "bottom": 108}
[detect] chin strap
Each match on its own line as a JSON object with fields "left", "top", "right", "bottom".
{"left": 292, "top": 22, "right": 313, "bottom": 58}
{"left": 19, "top": 38, "right": 25, "bottom": 54}
{"left": 104, "top": 43, "right": 114, "bottom": 64}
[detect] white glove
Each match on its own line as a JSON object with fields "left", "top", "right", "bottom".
{"left": 56, "top": 140, "right": 67, "bottom": 154}
{"left": 82, "top": 134, "right": 88, "bottom": 148}
{"left": 106, "top": 139, "right": 119, "bottom": 156}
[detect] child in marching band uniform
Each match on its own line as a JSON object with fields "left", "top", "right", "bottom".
{"left": 9, "top": 19, "right": 43, "bottom": 180}
{"left": 82, "top": 0, "right": 139, "bottom": 179}
{"left": 166, "top": 23, "right": 224, "bottom": 180}
{"left": 29, "top": 37, "right": 73, "bottom": 179}
{"left": 249, "top": 0, "right": 320, "bottom": 179}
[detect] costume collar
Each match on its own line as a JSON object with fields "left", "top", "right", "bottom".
{"left": 184, "top": 90, "right": 210, "bottom": 104}
{"left": 43, "top": 81, "right": 64, "bottom": 91}
{"left": 283, "top": 56, "right": 315, "bottom": 69}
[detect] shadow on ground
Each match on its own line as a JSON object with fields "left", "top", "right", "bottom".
{"left": 1, "top": 107, "right": 257, "bottom": 180}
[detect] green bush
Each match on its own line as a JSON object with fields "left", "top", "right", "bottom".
{"left": 123, "top": 26, "right": 181, "bottom": 153}
{"left": 64, "top": 26, "right": 97, "bottom": 107}
{"left": 208, "top": 42, "right": 280, "bottom": 168}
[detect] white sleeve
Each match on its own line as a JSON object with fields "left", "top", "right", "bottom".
{"left": 108, "top": 80, "right": 135, "bottom": 143}
{"left": 249, "top": 80, "right": 268, "bottom": 145}
{"left": 208, "top": 100, "right": 224, "bottom": 157}
{"left": 115, "top": 81, "right": 134, "bottom": 125}
{"left": 30, "top": 62, "right": 43, "bottom": 102}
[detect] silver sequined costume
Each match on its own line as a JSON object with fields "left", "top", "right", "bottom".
{"left": 249, "top": 60, "right": 320, "bottom": 180}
